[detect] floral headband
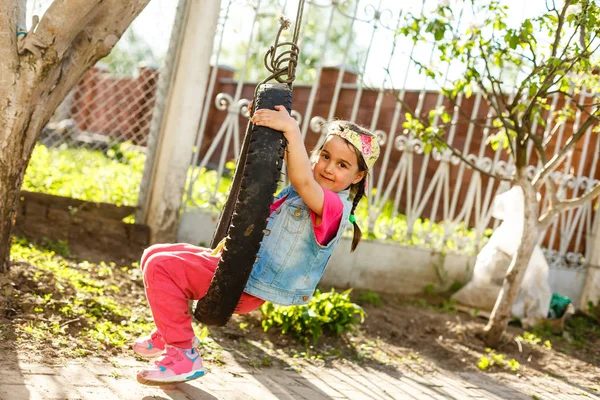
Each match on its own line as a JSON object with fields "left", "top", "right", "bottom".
{"left": 328, "top": 127, "right": 380, "bottom": 170}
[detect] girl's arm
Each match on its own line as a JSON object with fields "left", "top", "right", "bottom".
{"left": 251, "top": 105, "right": 325, "bottom": 216}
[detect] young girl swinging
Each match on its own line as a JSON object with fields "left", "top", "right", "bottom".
{"left": 134, "top": 105, "right": 380, "bottom": 385}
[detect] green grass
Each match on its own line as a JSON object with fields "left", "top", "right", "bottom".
{"left": 8, "top": 237, "right": 224, "bottom": 357}
{"left": 23, "top": 143, "right": 145, "bottom": 206}
{"left": 9, "top": 237, "right": 153, "bottom": 355}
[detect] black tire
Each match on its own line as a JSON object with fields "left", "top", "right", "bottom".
{"left": 194, "top": 82, "right": 291, "bottom": 326}
{"left": 209, "top": 109, "right": 253, "bottom": 248}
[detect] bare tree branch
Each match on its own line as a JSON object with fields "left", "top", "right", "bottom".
{"left": 529, "top": 133, "right": 559, "bottom": 209}
{"left": 385, "top": 69, "right": 511, "bottom": 182}
{"left": 539, "top": 181, "right": 600, "bottom": 228}
{"left": 556, "top": 182, "right": 600, "bottom": 212}
{"left": 432, "top": 135, "right": 513, "bottom": 182}
{"left": 519, "top": 36, "right": 585, "bottom": 129}
{"left": 471, "top": 72, "right": 510, "bottom": 125}
{"left": 532, "top": 109, "right": 600, "bottom": 188}
{"left": 546, "top": 91, "right": 600, "bottom": 122}
{"left": 546, "top": 90, "right": 600, "bottom": 109}
{"left": 33, "top": 0, "right": 104, "bottom": 59}
{"left": 542, "top": 120, "right": 561, "bottom": 147}
{"left": 465, "top": 47, "right": 518, "bottom": 144}
{"left": 527, "top": 40, "right": 537, "bottom": 68}
{"left": 558, "top": 18, "right": 583, "bottom": 60}
{"left": 551, "top": 0, "right": 572, "bottom": 58}
{"left": 518, "top": 3, "right": 589, "bottom": 124}
{"left": 385, "top": 68, "right": 492, "bottom": 132}
{"left": 444, "top": 94, "right": 492, "bottom": 131}
{"left": 471, "top": 71, "right": 518, "bottom": 157}
{"left": 478, "top": 41, "right": 509, "bottom": 113}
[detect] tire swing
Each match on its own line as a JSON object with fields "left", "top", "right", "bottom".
{"left": 194, "top": 4, "right": 305, "bottom": 326}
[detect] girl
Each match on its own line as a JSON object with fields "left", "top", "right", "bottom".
{"left": 134, "top": 105, "right": 380, "bottom": 385}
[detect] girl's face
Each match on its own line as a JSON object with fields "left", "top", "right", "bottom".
{"left": 313, "top": 135, "right": 365, "bottom": 192}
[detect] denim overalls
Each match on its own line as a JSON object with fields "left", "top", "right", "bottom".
{"left": 244, "top": 185, "right": 352, "bottom": 305}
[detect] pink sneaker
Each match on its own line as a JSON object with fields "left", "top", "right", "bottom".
{"left": 136, "top": 347, "right": 206, "bottom": 385}
{"left": 133, "top": 330, "right": 200, "bottom": 358}
{"left": 132, "top": 330, "right": 165, "bottom": 358}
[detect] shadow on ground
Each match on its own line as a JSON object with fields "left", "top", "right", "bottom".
{"left": 0, "top": 287, "right": 30, "bottom": 400}
{"left": 141, "top": 385, "right": 218, "bottom": 400}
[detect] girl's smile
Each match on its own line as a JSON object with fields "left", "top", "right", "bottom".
{"left": 313, "top": 135, "right": 365, "bottom": 192}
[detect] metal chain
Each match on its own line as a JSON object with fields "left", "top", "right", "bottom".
{"left": 258, "top": 0, "right": 306, "bottom": 89}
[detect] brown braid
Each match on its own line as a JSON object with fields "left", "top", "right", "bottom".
{"left": 349, "top": 175, "right": 366, "bottom": 252}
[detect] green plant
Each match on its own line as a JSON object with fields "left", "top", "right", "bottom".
{"left": 39, "top": 238, "right": 71, "bottom": 259}
{"left": 448, "top": 281, "right": 465, "bottom": 294}
{"left": 588, "top": 300, "right": 600, "bottom": 320}
{"left": 477, "top": 348, "right": 520, "bottom": 372}
{"left": 516, "top": 331, "right": 551, "bottom": 349}
{"left": 356, "top": 290, "right": 382, "bottom": 307}
{"left": 438, "top": 299, "right": 457, "bottom": 313}
{"left": 564, "top": 314, "right": 600, "bottom": 349}
{"left": 412, "top": 299, "right": 433, "bottom": 310}
{"left": 261, "top": 356, "right": 272, "bottom": 367}
{"left": 260, "top": 289, "right": 365, "bottom": 344}
{"left": 423, "top": 284, "right": 436, "bottom": 296}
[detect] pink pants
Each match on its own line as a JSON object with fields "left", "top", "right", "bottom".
{"left": 140, "top": 243, "right": 265, "bottom": 348}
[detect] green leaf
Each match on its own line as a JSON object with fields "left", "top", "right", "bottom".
{"left": 441, "top": 112, "right": 452, "bottom": 124}
{"left": 464, "top": 84, "right": 472, "bottom": 99}
{"left": 528, "top": 83, "right": 539, "bottom": 98}
{"left": 424, "top": 142, "right": 433, "bottom": 154}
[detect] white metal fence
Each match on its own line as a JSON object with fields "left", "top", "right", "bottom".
{"left": 181, "top": 0, "right": 600, "bottom": 285}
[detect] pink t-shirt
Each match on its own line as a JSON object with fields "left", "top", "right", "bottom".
{"left": 270, "top": 188, "right": 344, "bottom": 245}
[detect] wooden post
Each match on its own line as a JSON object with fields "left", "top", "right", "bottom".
{"left": 136, "top": 0, "right": 221, "bottom": 243}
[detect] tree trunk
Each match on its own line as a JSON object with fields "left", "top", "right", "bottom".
{"left": 483, "top": 170, "right": 539, "bottom": 347}
{"left": 0, "top": 165, "right": 23, "bottom": 273}
{"left": 0, "top": 78, "right": 38, "bottom": 273}
{"left": 0, "top": 139, "right": 33, "bottom": 272}
{"left": 0, "top": 0, "right": 151, "bottom": 272}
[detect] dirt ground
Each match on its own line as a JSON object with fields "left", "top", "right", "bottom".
{"left": 1, "top": 251, "right": 599, "bottom": 396}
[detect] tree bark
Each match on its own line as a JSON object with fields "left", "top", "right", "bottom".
{"left": 483, "top": 170, "right": 539, "bottom": 347}
{"left": 0, "top": 1, "right": 18, "bottom": 66}
{"left": 0, "top": 0, "right": 151, "bottom": 272}
{"left": 0, "top": 151, "right": 25, "bottom": 273}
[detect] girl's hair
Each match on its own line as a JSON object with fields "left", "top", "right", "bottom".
{"left": 314, "top": 120, "right": 376, "bottom": 252}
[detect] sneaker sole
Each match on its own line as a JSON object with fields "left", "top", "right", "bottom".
{"left": 136, "top": 369, "right": 206, "bottom": 386}
{"left": 133, "top": 336, "right": 202, "bottom": 359}
{"left": 132, "top": 348, "right": 164, "bottom": 358}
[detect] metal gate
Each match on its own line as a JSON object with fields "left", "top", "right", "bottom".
{"left": 180, "top": 0, "right": 598, "bottom": 301}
